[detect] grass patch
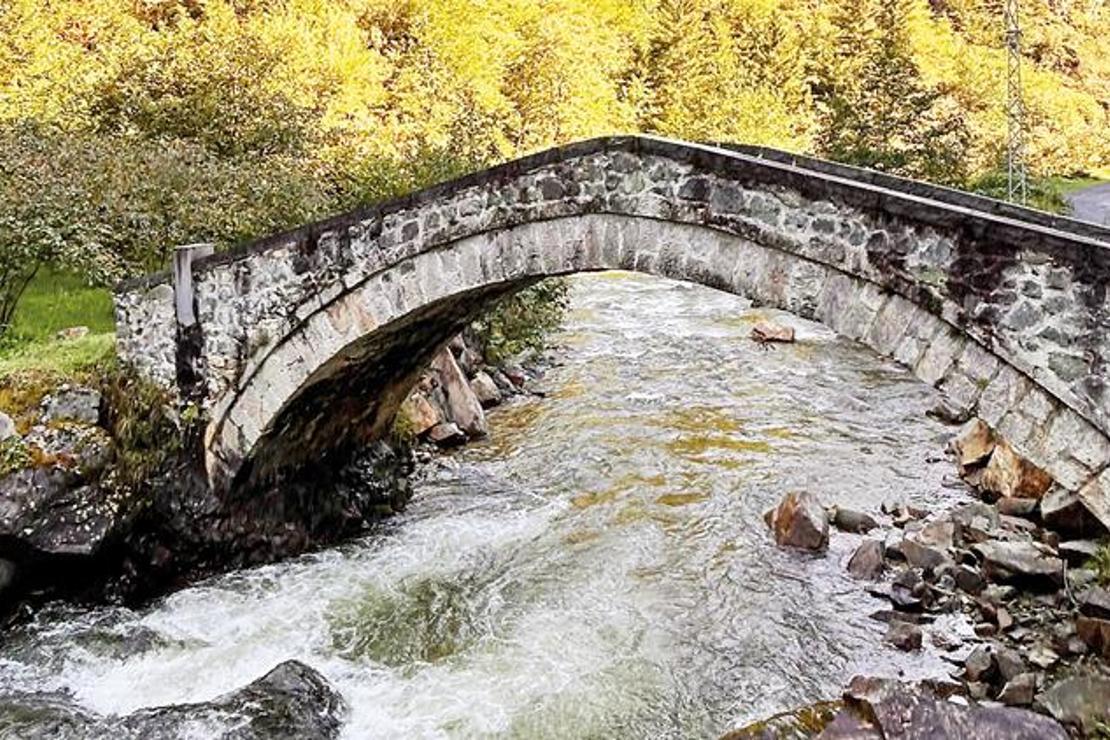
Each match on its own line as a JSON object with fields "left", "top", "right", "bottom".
{"left": 1047, "top": 176, "right": 1105, "bottom": 196}
{"left": 0, "top": 333, "right": 115, "bottom": 378}
{"left": 2, "top": 269, "right": 114, "bottom": 346}
{"left": 1088, "top": 541, "right": 1110, "bottom": 587}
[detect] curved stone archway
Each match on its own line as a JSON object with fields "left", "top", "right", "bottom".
{"left": 113, "top": 136, "right": 1110, "bottom": 499}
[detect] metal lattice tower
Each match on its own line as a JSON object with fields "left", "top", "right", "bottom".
{"left": 1005, "top": 0, "right": 1028, "bottom": 204}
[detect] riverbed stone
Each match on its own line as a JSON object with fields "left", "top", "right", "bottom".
{"left": 901, "top": 519, "right": 955, "bottom": 569}
{"left": 1078, "top": 586, "right": 1110, "bottom": 619}
{"left": 1076, "top": 616, "right": 1110, "bottom": 656}
{"left": 839, "top": 676, "right": 1067, "bottom": 739}
{"left": 430, "top": 349, "right": 487, "bottom": 438}
{"left": 764, "top": 491, "right": 829, "bottom": 551}
{"left": 885, "top": 621, "right": 923, "bottom": 651}
{"left": 399, "top": 392, "right": 440, "bottom": 436}
{"left": 1058, "top": 539, "right": 1100, "bottom": 564}
{"left": 973, "top": 540, "right": 1063, "bottom": 587}
{"left": 0, "top": 660, "right": 346, "bottom": 739}
{"left": 830, "top": 507, "right": 879, "bottom": 533}
{"left": 997, "top": 672, "right": 1036, "bottom": 706}
{"left": 469, "top": 371, "right": 502, "bottom": 407}
{"left": 847, "top": 539, "right": 884, "bottom": 580}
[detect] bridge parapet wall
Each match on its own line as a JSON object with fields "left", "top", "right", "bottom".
{"left": 113, "top": 136, "right": 1110, "bottom": 496}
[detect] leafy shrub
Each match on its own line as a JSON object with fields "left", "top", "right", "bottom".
{"left": 0, "top": 437, "right": 30, "bottom": 478}
{"left": 966, "top": 170, "right": 1070, "bottom": 215}
{"left": 470, "top": 279, "right": 570, "bottom": 364}
{"left": 98, "top": 364, "right": 183, "bottom": 492}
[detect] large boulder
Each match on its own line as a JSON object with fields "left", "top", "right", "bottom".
{"left": 429, "top": 349, "right": 487, "bottom": 438}
{"left": 0, "top": 470, "right": 122, "bottom": 558}
{"left": 764, "top": 492, "right": 829, "bottom": 551}
{"left": 469, "top": 371, "right": 502, "bottom": 408}
{"left": 1041, "top": 676, "right": 1110, "bottom": 736}
{"left": 979, "top": 440, "right": 1052, "bottom": 499}
{"left": 399, "top": 391, "right": 441, "bottom": 437}
{"left": 972, "top": 540, "right": 1063, "bottom": 588}
{"left": 0, "top": 660, "right": 346, "bottom": 739}
{"left": 952, "top": 418, "right": 995, "bottom": 471}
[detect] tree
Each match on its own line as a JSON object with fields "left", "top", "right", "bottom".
{"left": 0, "top": 122, "right": 333, "bottom": 338}
{"left": 815, "top": 0, "right": 971, "bottom": 185}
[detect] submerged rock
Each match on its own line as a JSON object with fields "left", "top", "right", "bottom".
{"left": 885, "top": 621, "right": 922, "bottom": 651}
{"left": 764, "top": 492, "right": 828, "bottom": 551}
{"left": 0, "top": 660, "right": 346, "bottom": 739}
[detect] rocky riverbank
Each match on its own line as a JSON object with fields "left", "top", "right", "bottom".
{"left": 755, "top": 415, "right": 1110, "bottom": 737}
{"left": 0, "top": 660, "right": 346, "bottom": 739}
{"left": 0, "top": 331, "right": 545, "bottom": 627}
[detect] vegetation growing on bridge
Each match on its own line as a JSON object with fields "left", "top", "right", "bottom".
{"left": 0, "top": 0, "right": 1106, "bottom": 363}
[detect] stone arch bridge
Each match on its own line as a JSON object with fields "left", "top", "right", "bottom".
{"left": 115, "top": 136, "right": 1110, "bottom": 511}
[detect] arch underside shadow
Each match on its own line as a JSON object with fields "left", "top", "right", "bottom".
{"left": 209, "top": 213, "right": 1108, "bottom": 496}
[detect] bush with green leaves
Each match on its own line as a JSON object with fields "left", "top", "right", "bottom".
{"left": 471, "top": 279, "right": 571, "bottom": 364}
{"left": 0, "top": 121, "right": 333, "bottom": 338}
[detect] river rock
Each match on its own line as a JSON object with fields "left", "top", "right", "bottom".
{"left": 953, "top": 563, "right": 985, "bottom": 594}
{"left": 430, "top": 349, "right": 487, "bottom": 438}
{"left": 830, "top": 507, "right": 879, "bottom": 533}
{"left": 997, "top": 672, "right": 1036, "bottom": 706}
{"left": 427, "top": 422, "right": 466, "bottom": 447}
{"left": 885, "top": 621, "right": 922, "bottom": 651}
{"left": 469, "top": 371, "right": 502, "bottom": 407}
{"left": 1077, "top": 476, "right": 1110, "bottom": 533}
{"left": 1078, "top": 586, "right": 1110, "bottom": 619}
{"left": 750, "top": 321, "right": 795, "bottom": 343}
{"left": 1076, "top": 616, "right": 1110, "bottom": 656}
{"left": 980, "top": 441, "right": 1052, "bottom": 500}
{"left": 1040, "top": 486, "right": 1101, "bottom": 534}
{"left": 972, "top": 540, "right": 1063, "bottom": 587}
{"left": 0, "top": 660, "right": 346, "bottom": 739}
{"left": 847, "top": 539, "right": 884, "bottom": 580}
{"left": 964, "top": 646, "right": 995, "bottom": 682}
{"left": 1058, "top": 539, "right": 1100, "bottom": 564}
{"left": 952, "top": 418, "right": 994, "bottom": 470}
{"left": 901, "top": 519, "right": 955, "bottom": 570}
{"left": 997, "top": 496, "right": 1038, "bottom": 518}
{"left": 40, "top": 386, "right": 101, "bottom": 426}
{"left": 1041, "top": 676, "right": 1110, "bottom": 735}
{"left": 0, "top": 411, "right": 16, "bottom": 441}
{"left": 0, "top": 469, "right": 121, "bottom": 558}
{"left": 400, "top": 392, "right": 441, "bottom": 436}
{"left": 764, "top": 492, "right": 828, "bottom": 551}
{"left": 838, "top": 676, "right": 1067, "bottom": 739}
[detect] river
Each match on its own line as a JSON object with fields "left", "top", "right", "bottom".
{"left": 0, "top": 272, "right": 972, "bottom": 738}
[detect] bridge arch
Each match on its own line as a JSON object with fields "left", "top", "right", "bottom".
{"left": 113, "top": 137, "right": 1110, "bottom": 503}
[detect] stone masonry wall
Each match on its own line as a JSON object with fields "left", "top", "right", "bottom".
{"left": 113, "top": 136, "right": 1110, "bottom": 496}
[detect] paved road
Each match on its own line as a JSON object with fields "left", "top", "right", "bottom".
{"left": 1067, "top": 182, "right": 1110, "bottom": 226}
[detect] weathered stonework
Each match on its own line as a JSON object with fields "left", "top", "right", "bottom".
{"left": 113, "top": 136, "right": 1110, "bottom": 494}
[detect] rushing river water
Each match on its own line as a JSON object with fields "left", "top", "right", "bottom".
{"left": 0, "top": 272, "right": 974, "bottom": 738}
